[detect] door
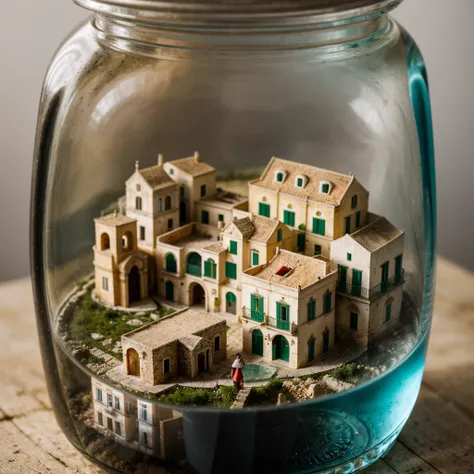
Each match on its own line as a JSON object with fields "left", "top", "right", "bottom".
{"left": 297, "top": 233, "right": 305, "bottom": 252}
{"left": 250, "top": 294, "right": 264, "bottom": 321}
{"left": 323, "top": 329, "right": 330, "bottom": 353}
{"left": 201, "top": 210, "right": 209, "bottom": 225}
{"left": 272, "top": 335, "right": 290, "bottom": 362}
{"left": 127, "top": 349, "right": 140, "bottom": 376}
{"left": 226, "top": 292, "right": 237, "bottom": 315}
{"left": 180, "top": 201, "right": 187, "bottom": 225}
{"left": 395, "top": 255, "right": 402, "bottom": 283}
{"left": 197, "top": 353, "right": 206, "bottom": 373}
{"left": 252, "top": 329, "right": 264, "bottom": 356}
{"left": 351, "top": 269, "right": 362, "bottom": 297}
{"left": 338, "top": 265, "right": 347, "bottom": 292}
{"left": 381, "top": 262, "right": 389, "bottom": 292}
{"left": 128, "top": 266, "right": 141, "bottom": 304}
{"left": 192, "top": 284, "right": 205, "bottom": 306}
{"left": 165, "top": 281, "right": 174, "bottom": 301}
{"left": 345, "top": 216, "right": 351, "bottom": 234}
{"left": 276, "top": 302, "right": 290, "bottom": 330}
{"left": 308, "top": 339, "right": 315, "bottom": 363}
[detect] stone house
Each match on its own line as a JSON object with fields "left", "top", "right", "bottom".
{"left": 93, "top": 213, "right": 149, "bottom": 308}
{"left": 330, "top": 215, "right": 405, "bottom": 346}
{"left": 248, "top": 157, "right": 370, "bottom": 258}
{"left": 241, "top": 249, "right": 338, "bottom": 368}
{"left": 121, "top": 308, "right": 227, "bottom": 385}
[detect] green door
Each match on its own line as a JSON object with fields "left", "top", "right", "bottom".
{"left": 226, "top": 292, "right": 237, "bottom": 314}
{"left": 273, "top": 335, "right": 290, "bottom": 362}
{"left": 201, "top": 210, "right": 209, "bottom": 224}
{"left": 252, "top": 251, "right": 259, "bottom": 266}
{"left": 259, "top": 202, "right": 271, "bottom": 217}
{"left": 381, "top": 262, "right": 389, "bottom": 292}
{"left": 165, "top": 281, "right": 174, "bottom": 301}
{"left": 308, "top": 339, "right": 315, "bottom": 362}
{"left": 297, "top": 233, "right": 305, "bottom": 252}
{"left": 338, "top": 265, "right": 347, "bottom": 292}
{"left": 250, "top": 294, "right": 264, "bottom": 321}
{"left": 252, "top": 329, "right": 264, "bottom": 356}
{"left": 395, "top": 255, "right": 402, "bottom": 283}
{"left": 323, "top": 329, "right": 330, "bottom": 353}
{"left": 352, "top": 269, "right": 362, "bottom": 297}
{"left": 345, "top": 216, "right": 351, "bottom": 234}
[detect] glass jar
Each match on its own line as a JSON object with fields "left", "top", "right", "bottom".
{"left": 31, "top": 0, "right": 436, "bottom": 473}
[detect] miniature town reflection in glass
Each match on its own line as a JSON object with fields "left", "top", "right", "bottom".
{"left": 59, "top": 153, "right": 422, "bottom": 473}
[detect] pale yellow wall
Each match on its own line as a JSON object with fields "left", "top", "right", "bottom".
{"left": 195, "top": 201, "right": 233, "bottom": 227}
{"left": 368, "top": 285, "right": 403, "bottom": 337}
{"left": 248, "top": 185, "right": 279, "bottom": 219}
{"left": 278, "top": 193, "right": 307, "bottom": 231}
{"left": 334, "top": 295, "right": 371, "bottom": 347}
{"left": 370, "top": 235, "right": 405, "bottom": 289}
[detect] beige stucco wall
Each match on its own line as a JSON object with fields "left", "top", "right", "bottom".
{"left": 248, "top": 185, "right": 279, "bottom": 219}
{"left": 195, "top": 200, "right": 233, "bottom": 227}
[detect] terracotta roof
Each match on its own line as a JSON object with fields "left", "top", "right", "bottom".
{"left": 122, "top": 309, "right": 225, "bottom": 349}
{"left": 249, "top": 250, "right": 332, "bottom": 289}
{"left": 232, "top": 217, "right": 255, "bottom": 240}
{"left": 351, "top": 217, "right": 403, "bottom": 252}
{"left": 251, "top": 157, "right": 354, "bottom": 206}
{"left": 168, "top": 156, "right": 215, "bottom": 177}
{"left": 95, "top": 213, "right": 135, "bottom": 227}
{"left": 139, "top": 165, "right": 175, "bottom": 191}
{"left": 249, "top": 215, "right": 280, "bottom": 243}
{"left": 203, "top": 242, "right": 227, "bottom": 254}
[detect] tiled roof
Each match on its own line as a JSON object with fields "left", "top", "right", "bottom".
{"left": 168, "top": 156, "right": 215, "bottom": 177}
{"left": 122, "top": 309, "right": 225, "bottom": 349}
{"left": 139, "top": 165, "right": 176, "bottom": 191}
{"left": 250, "top": 250, "right": 331, "bottom": 289}
{"left": 251, "top": 157, "right": 354, "bottom": 206}
{"left": 351, "top": 216, "right": 403, "bottom": 252}
{"left": 249, "top": 215, "right": 280, "bottom": 243}
{"left": 95, "top": 213, "right": 135, "bottom": 227}
{"left": 203, "top": 242, "right": 227, "bottom": 254}
{"left": 232, "top": 217, "right": 255, "bottom": 240}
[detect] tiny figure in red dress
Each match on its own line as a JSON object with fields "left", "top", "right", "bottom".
{"left": 231, "top": 353, "right": 245, "bottom": 391}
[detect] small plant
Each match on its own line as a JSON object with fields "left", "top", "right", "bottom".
{"left": 298, "top": 223, "right": 306, "bottom": 231}
{"left": 248, "top": 378, "right": 284, "bottom": 405}
{"left": 330, "top": 363, "right": 364, "bottom": 382}
{"left": 159, "top": 386, "right": 238, "bottom": 408}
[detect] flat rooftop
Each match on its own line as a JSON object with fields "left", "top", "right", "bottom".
{"left": 95, "top": 213, "right": 135, "bottom": 227}
{"left": 122, "top": 309, "right": 225, "bottom": 349}
{"left": 200, "top": 189, "right": 248, "bottom": 210}
{"left": 248, "top": 250, "right": 332, "bottom": 289}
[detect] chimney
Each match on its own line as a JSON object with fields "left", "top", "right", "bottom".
{"left": 158, "top": 153, "right": 164, "bottom": 167}
{"left": 135, "top": 161, "right": 140, "bottom": 171}
{"left": 194, "top": 151, "right": 201, "bottom": 162}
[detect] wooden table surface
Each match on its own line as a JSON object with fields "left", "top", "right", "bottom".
{"left": 1, "top": 257, "right": 474, "bottom": 474}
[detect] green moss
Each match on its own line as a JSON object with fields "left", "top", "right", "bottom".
{"left": 330, "top": 363, "right": 364, "bottom": 382}
{"left": 158, "top": 386, "right": 238, "bottom": 408}
{"left": 247, "top": 378, "right": 284, "bottom": 406}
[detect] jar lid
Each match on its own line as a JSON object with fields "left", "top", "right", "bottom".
{"left": 74, "top": 0, "right": 401, "bottom": 25}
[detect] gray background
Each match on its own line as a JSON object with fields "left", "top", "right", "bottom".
{"left": 1, "top": 0, "right": 473, "bottom": 282}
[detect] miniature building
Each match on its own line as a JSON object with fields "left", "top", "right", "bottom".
{"left": 93, "top": 213, "right": 149, "bottom": 307}
{"left": 330, "top": 215, "right": 405, "bottom": 346}
{"left": 249, "top": 157, "right": 370, "bottom": 257}
{"left": 241, "top": 249, "right": 338, "bottom": 368}
{"left": 121, "top": 308, "right": 227, "bottom": 385}
{"left": 91, "top": 376, "right": 184, "bottom": 460}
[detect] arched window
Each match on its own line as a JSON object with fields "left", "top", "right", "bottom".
{"left": 136, "top": 196, "right": 142, "bottom": 210}
{"left": 165, "top": 253, "right": 177, "bottom": 273}
{"left": 307, "top": 299, "right": 316, "bottom": 321}
{"left": 165, "top": 196, "right": 172, "bottom": 210}
{"left": 122, "top": 231, "right": 133, "bottom": 251}
{"left": 186, "top": 252, "right": 202, "bottom": 277}
{"left": 323, "top": 290, "right": 332, "bottom": 313}
{"left": 100, "top": 233, "right": 110, "bottom": 250}
{"left": 158, "top": 198, "right": 163, "bottom": 212}
{"left": 204, "top": 258, "right": 217, "bottom": 279}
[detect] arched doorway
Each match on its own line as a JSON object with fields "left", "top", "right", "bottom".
{"left": 127, "top": 348, "right": 140, "bottom": 376}
{"left": 252, "top": 329, "right": 264, "bottom": 356}
{"left": 272, "top": 335, "right": 290, "bottom": 362}
{"left": 187, "top": 252, "right": 202, "bottom": 277}
{"left": 191, "top": 283, "right": 205, "bottom": 307}
{"left": 226, "top": 292, "right": 237, "bottom": 315}
{"left": 128, "top": 266, "right": 141, "bottom": 304}
{"left": 165, "top": 281, "right": 174, "bottom": 301}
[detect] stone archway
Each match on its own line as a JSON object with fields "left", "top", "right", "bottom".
{"left": 272, "top": 335, "right": 290, "bottom": 362}
{"left": 190, "top": 283, "right": 206, "bottom": 307}
{"left": 127, "top": 348, "right": 140, "bottom": 376}
{"left": 128, "top": 265, "right": 141, "bottom": 304}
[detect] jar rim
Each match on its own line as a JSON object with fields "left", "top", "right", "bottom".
{"left": 73, "top": 0, "right": 402, "bottom": 25}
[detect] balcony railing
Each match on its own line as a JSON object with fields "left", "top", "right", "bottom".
{"left": 336, "top": 270, "right": 405, "bottom": 301}
{"left": 186, "top": 264, "right": 202, "bottom": 277}
{"left": 242, "top": 307, "right": 297, "bottom": 334}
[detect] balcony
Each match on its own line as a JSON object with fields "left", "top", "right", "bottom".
{"left": 186, "top": 264, "right": 202, "bottom": 277}
{"left": 336, "top": 270, "right": 405, "bottom": 301}
{"left": 242, "top": 307, "right": 297, "bottom": 334}
{"left": 242, "top": 306, "right": 265, "bottom": 323}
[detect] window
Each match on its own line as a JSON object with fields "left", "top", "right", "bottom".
{"left": 143, "top": 432, "right": 149, "bottom": 446}
{"left": 165, "top": 196, "right": 172, "bottom": 210}
{"left": 314, "top": 244, "right": 322, "bottom": 256}
{"left": 226, "top": 262, "right": 237, "bottom": 280}
{"left": 141, "top": 404, "right": 148, "bottom": 422}
{"left": 218, "top": 214, "right": 224, "bottom": 222}
{"left": 107, "top": 417, "right": 113, "bottom": 431}
{"left": 97, "top": 389, "right": 103, "bottom": 402}
{"left": 320, "top": 183, "right": 330, "bottom": 194}
{"left": 204, "top": 259, "right": 217, "bottom": 279}
{"left": 136, "top": 196, "right": 142, "bottom": 210}
{"left": 350, "top": 312, "right": 358, "bottom": 331}
{"left": 97, "top": 412, "right": 103, "bottom": 426}
{"left": 102, "top": 277, "right": 108, "bottom": 291}
{"left": 276, "top": 302, "right": 290, "bottom": 330}
{"left": 295, "top": 176, "right": 305, "bottom": 188}
{"left": 381, "top": 262, "right": 390, "bottom": 292}
{"left": 168, "top": 219, "right": 173, "bottom": 230}
{"left": 307, "top": 299, "right": 316, "bottom": 321}
{"left": 114, "top": 396, "right": 120, "bottom": 410}
{"left": 101, "top": 233, "right": 110, "bottom": 250}
{"left": 275, "top": 171, "right": 285, "bottom": 183}
{"left": 214, "top": 336, "right": 221, "bottom": 352}
{"left": 351, "top": 195, "right": 358, "bottom": 209}
{"left": 337, "top": 265, "right": 348, "bottom": 292}
{"left": 158, "top": 198, "right": 163, "bottom": 212}
{"left": 345, "top": 216, "right": 351, "bottom": 234}
{"left": 200, "top": 184, "right": 207, "bottom": 197}
{"left": 395, "top": 255, "right": 403, "bottom": 283}
{"left": 347, "top": 253, "right": 352, "bottom": 261}
{"left": 201, "top": 210, "right": 209, "bottom": 225}
{"left": 323, "top": 291, "right": 332, "bottom": 313}
{"left": 136, "top": 184, "right": 141, "bottom": 191}
{"left": 356, "top": 210, "right": 361, "bottom": 228}
{"left": 107, "top": 393, "right": 113, "bottom": 407}
{"left": 312, "top": 218, "right": 326, "bottom": 236}
{"left": 252, "top": 251, "right": 259, "bottom": 266}
{"left": 283, "top": 210, "right": 295, "bottom": 227}
{"left": 259, "top": 202, "right": 271, "bottom": 218}
{"left": 297, "top": 234, "right": 305, "bottom": 252}
{"left": 277, "top": 228, "right": 283, "bottom": 242}
{"left": 165, "top": 254, "right": 177, "bottom": 273}
{"left": 115, "top": 421, "right": 121, "bottom": 436}
{"left": 139, "top": 226, "right": 145, "bottom": 241}
{"left": 163, "top": 358, "right": 170, "bottom": 374}
{"left": 169, "top": 167, "right": 174, "bottom": 175}
{"left": 229, "top": 240, "right": 238, "bottom": 255}
{"left": 352, "top": 269, "right": 362, "bottom": 297}
{"left": 386, "top": 303, "right": 392, "bottom": 321}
